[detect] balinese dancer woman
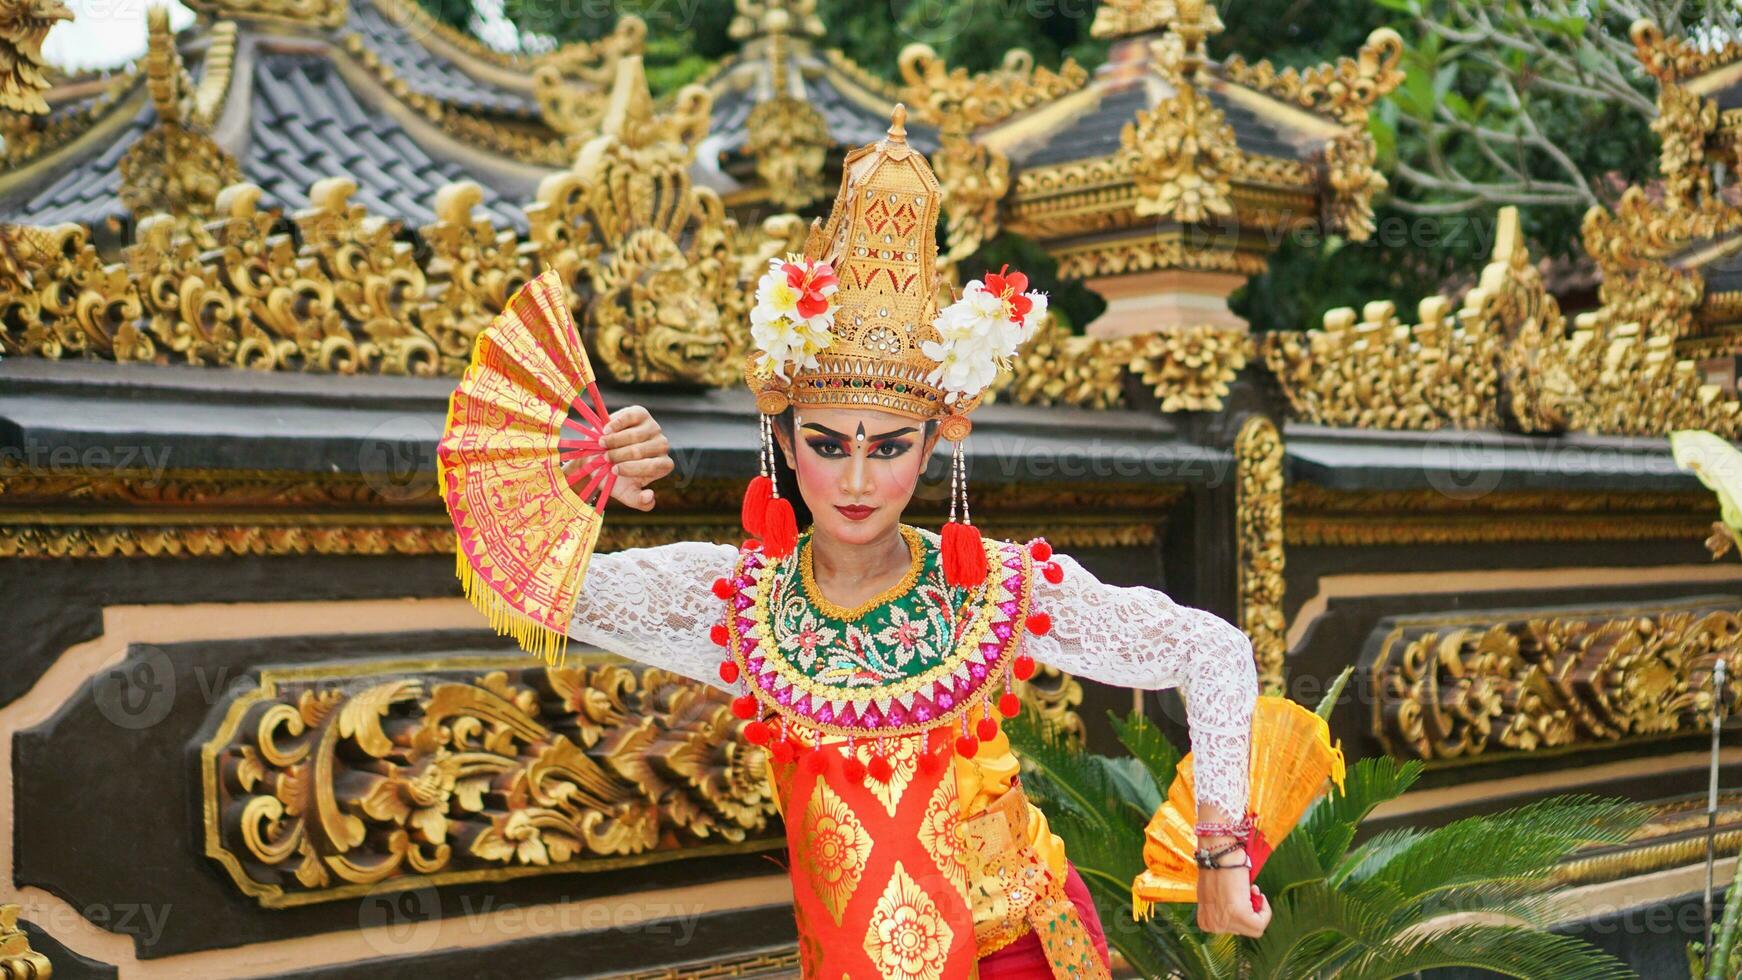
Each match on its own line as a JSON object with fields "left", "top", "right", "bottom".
{"left": 564, "top": 108, "right": 1268, "bottom": 979}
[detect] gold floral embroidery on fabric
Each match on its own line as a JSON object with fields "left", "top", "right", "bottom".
{"left": 801, "top": 780, "right": 874, "bottom": 926}
{"left": 918, "top": 773, "right": 966, "bottom": 895}
{"left": 863, "top": 860, "right": 956, "bottom": 980}
{"left": 862, "top": 735, "right": 923, "bottom": 817}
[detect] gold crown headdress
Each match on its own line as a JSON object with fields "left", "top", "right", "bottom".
{"left": 740, "top": 105, "right": 1047, "bottom": 580}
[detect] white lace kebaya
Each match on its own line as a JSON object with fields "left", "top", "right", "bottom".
{"left": 567, "top": 530, "right": 1258, "bottom": 819}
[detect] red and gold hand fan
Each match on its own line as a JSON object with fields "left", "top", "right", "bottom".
{"left": 437, "top": 268, "right": 616, "bottom": 667}
{"left": 1131, "top": 696, "right": 1345, "bottom": 917}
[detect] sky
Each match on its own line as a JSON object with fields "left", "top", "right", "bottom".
{"left": 42, "top": 0, "right": 195, "bottom": 73}
{"left": 37, "top": 0, "right": 527, "bottom": 74}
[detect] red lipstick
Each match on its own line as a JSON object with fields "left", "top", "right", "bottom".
{"left": 835, "top": 504, "right": 874, "bottom": 521}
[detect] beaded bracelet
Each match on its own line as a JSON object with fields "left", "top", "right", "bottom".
{"left": 1194, "top": 814, "right": 1255, "bottom": 841}
{"left": 1192, "top": 839, "right": 1246, "bottom": 869}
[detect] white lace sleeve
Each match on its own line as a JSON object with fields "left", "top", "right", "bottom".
{"left": 1024, "top": 550, "right": 1257, "bottom": 818}
{"left": 567, "top": 541, "right": 739, "bottom": 693}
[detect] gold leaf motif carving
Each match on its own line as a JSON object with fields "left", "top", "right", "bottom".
{"left": 202, "top": 658, "right": 779, "bottom": 907}
{"left": 1236, "top": 416, "right": 1285, "bottom": 693}
{"left": 1370, "top": 600, "right": 1742, "bottom": 762}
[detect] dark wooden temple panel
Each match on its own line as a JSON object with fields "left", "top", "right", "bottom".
{"left": 251, "top": 907, "right": 799, "bottom": 980}
{"left": 0, "top": 553, "right": 460, "bottom": 710}
{"left": 13, "top": 631, "right": 787, "bottom": 960}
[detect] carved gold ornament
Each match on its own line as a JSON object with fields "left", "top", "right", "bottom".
{"left": 1, "top": 57, "right": 792, "bottom": 387}
{"left": 1119, "top": 40, "right": 1237, "bottom": 224}
{"left": 1221, "top": 29, "right": 1405, "bottom": 127}
{"left": 201, "top": 656, "right": 779, "bottom": 907}
{"left": 0, "top": 0, "right": 70, "bottom": 114}
{"left": 744, "top": 96, "right": 830, "bottom": 210}
{"left": 1236, "top": 415, "right": 1286, "bottom": 693}
{"left": 996, "top": 315, "right": 1250, "bottom": 413}
{"left": 1090, "top": 0, "right": 1222, "bottom": 42}
{"left": 528, "top": 60, "right": 747, "bottom": 386}
{"left": 898, "top": 45, "right": 1084, "bottom": 265}
{"left": 0, "top": 903, "right": 50, "bottom": 977}
{"left": 1284, "top": 485, "right": 1719, "bottom": 547}
{"left": 1370, "top": 599, "right": 1742, "bottom": 763}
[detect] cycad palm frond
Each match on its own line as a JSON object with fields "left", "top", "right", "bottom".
{"left": 1309, "top": 757, "right": 1424, "bottom": 878}
{"left": 1331, "top": 923, "right": 1634, "bottom": 980}
{"left": 1343, "top": 796, "right": 1648, "bottom": 917}
{"left": 1242, "top": 882, "right": 1394, "bottom": 980}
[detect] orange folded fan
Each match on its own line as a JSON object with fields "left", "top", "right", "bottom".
{"left": 436, "top": 268, "right": 617, "bottom": 667}
{"left": 1132, "top": 696, "right": 1345, "bottom": 916}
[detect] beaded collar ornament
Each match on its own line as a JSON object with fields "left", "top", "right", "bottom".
{"left": 708, "top": 526, "right": 1071, "bottom": 779}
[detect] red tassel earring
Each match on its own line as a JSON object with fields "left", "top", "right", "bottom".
{"left": 939, "top": 420, "right": 986, "bottom": 587}
{"left": 758, "top": 412, "right": 798, "bottom": 558}
{"left": 742, "top": 414, "right": 774, "bottom": 539}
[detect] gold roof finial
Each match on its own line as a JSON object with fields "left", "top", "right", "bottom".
{"left": 887, "top": 103, "right": 908, "bottom": 142}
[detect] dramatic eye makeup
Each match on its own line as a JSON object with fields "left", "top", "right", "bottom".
{"left": 800, "top": 422, "right": 917, "bottom": 460}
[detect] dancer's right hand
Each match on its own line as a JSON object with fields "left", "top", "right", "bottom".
{"left": 1197, "top": 865, "right": 1271, "bottom": 938}
{"left": 566, "top": 404, "right": 673, "bottom": 511}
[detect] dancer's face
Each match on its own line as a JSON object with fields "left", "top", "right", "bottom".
{"left": 776, "top": 406, "right": 942, "bottom": 547}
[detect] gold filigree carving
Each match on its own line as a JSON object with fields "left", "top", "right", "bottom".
{"left": 1631, "top": 18, "right": 1742, "bottom": 86}
{"left": 419, "top": 181, "right": 534, "bottom": 374}
{"left": 996, "top": 316, "right": 1248, "bottom": 412}
{"left": 730, "top": 0, "right": 824, "bottom": 41}
{"left": 1221, "top": 29, "right": 1405, "bottom": 127}
{"left": 0, "top": 903, "right": 50, "bottom": 978}
{"left": 529, "top": 57, "right": 752, "bottom": 386}
{"left": 0, "top": 0, "right": 70, "bottom": 113}
{"left": 1090, "top": 0, "right": 1221, "bottom": 42}
{"left": 898, "top": 45, "right": 1084, "bottom": 263}
{"left": 1128, "top": 326, "right": 1251, "bottom": 412}
{"left": 0, "top": 221, "right": 148, "bottom": 361}
{"left": 1370, "top": 599, "right": 1742, "bottom": 763}
{"left": 1119, "top": 39, "right": 1237, "bottom": 224}
{"left": 122, "top": 9, "right": 241, "bottom": 232}
{"left": 1321, "top": 129, "right": 1385, "bottom": 241}
{"left": 201, "top": 656, "right": 779, "bottom": 907}
{"left": 1284, "top": 485, "right": 1718, "bottom": 547}
{"left": 1235, "top": 415, "right": 1285, "bottom": 693}
{"left": 1, "top": 70, "right": 136, "bottom": 168}
{"left": 999, "top": 315, "right": 1128, "bottom": 410}
{"left": 182, "top": 0, "right": 344, "bottom": 29}
{"left": 744, "top": 96, "right": 830, "bottom": 210}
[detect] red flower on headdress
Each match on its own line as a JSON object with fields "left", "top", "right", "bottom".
{"left": 782, "top": 260, "right": 838, "bottom": 320}
{"left": 984, "top": 265, "right": 1032, "bottom": 323}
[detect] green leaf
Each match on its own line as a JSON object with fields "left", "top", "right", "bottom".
{"left": 1333, "top": 924, "right": 1634, "bottom": 980}
{"left": 1109, "top": 708, "right": 1184, "bottom": 793}
{"left": 1315, "top": 666, "right": 1354, "bottom": 720}
{"left": 1243, "top": 883, "right": 1393, "bottom": 979}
